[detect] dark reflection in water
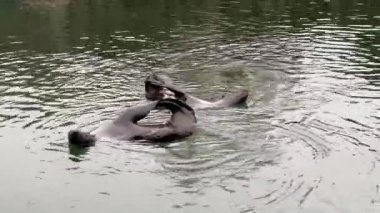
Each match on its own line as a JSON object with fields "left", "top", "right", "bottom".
{"left": 0, "top": 0, "right": 379, "bottom": 212}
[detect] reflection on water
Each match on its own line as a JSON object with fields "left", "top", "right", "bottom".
{"left": 0, "top": 0, "right": 379, "bottom": 212}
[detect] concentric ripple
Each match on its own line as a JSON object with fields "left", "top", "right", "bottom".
{"left": 0, "top": 0, "right": 379, "bottom": 212}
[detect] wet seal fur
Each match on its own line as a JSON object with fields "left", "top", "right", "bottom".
{"left": 145, "top": 73, "right": 249, "bottom": 109}
{"left": 68, "top": 99, "right": 196, "bottom": 147}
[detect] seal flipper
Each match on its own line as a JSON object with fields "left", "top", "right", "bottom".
{"left": 115, "top": 101, "right": 158, "bottom": 124}
{"left": 156, "top": 98, "right": 197, "bottom": 129}
{"left": 156, "top": 98, "right": 194, "bottom": 114}
{"left": 216, "top": 89, "right": 249, "bottom": 107}
{"left": 143, "top": 99, "right": 196, "bottom": 142}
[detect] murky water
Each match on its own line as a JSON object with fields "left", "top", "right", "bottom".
{"left": 0, "top": 0, "right": 379, "bottom": 212}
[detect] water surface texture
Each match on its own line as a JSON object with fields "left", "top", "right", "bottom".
{"left": 0, "top": 0, "right": 379, "bottom": 212}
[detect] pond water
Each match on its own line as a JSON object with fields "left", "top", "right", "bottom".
{"left": 0, "top": 0, "right": 379, "bottom": 212}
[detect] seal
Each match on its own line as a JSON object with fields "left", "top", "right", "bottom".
{"left": 68, "top": 98, "right": 196, "bottom": 147}
{"left": 145, "top": 73, "right": 249, "bottom": 109}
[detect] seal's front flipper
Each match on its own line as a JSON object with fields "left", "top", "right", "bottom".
{"left": 115, "top": 101, "right": 158, "bottom": 124}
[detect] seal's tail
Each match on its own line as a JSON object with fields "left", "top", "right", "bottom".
{"left": 219, "top": 90, "right": 249, "bottom": 107}
{"left": 68, "top": 130, "right": 96, "bottom": 147}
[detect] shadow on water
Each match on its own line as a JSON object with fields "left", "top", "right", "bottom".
{"left": 68, "top": 143, "right": 90, "bottom": 158}
{"left": 0, "top": 0, "right": 379, "bottom": 212}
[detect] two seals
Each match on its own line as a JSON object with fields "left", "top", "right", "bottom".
{"left": 68, "top": 73, "right": 248, "bottom": 147}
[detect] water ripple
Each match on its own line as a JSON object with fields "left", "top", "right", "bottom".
{"left": 0, "top": 1, "right": 379, "bottom": 212}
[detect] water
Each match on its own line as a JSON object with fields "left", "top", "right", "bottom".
{"left": 0, "top": 0, "right": 379, "bottom": 212}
